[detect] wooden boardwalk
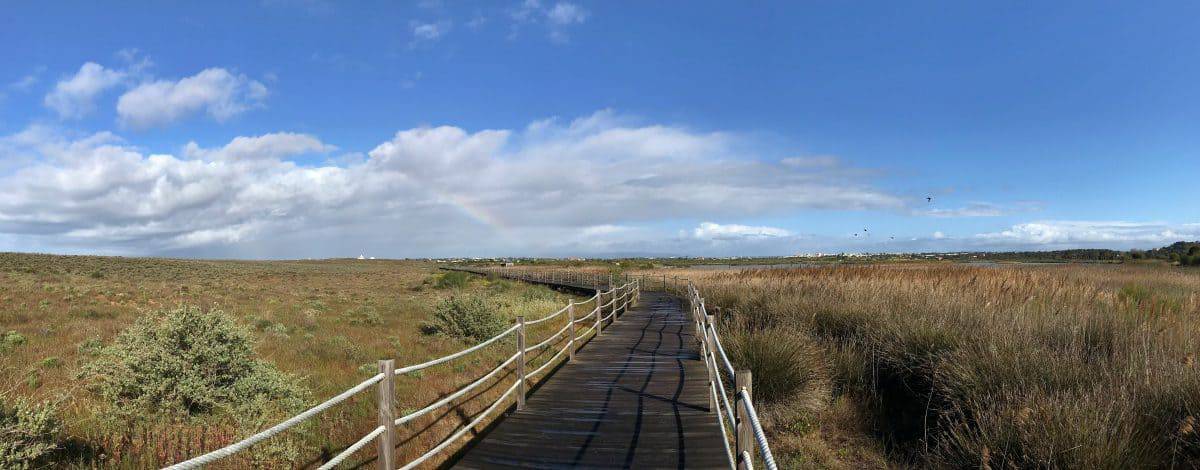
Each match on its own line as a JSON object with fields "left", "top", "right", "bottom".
{"left": 453, "top": 291, "right": 728, "bottom": 469}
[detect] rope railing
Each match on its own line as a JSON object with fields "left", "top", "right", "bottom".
{"left": 164, "top": 266, "right": 639, "bottom": 470}
{"left": 465, "top": 267, "right": 777, "bottom": 470}
{"left": 671, "top": 273, "right": 778, "bottom": 470}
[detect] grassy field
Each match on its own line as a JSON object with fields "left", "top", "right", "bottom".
{"left": 0, "top": 253, "right": 587, "bottom": 468}
{"left": 9, "top": 254, "right": 1197, "bottom": 468}
{"left": 628, "top": 263, "right": 1200, "bottom": 469}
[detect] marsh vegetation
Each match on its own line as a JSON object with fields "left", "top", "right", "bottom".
{"left": 0, "top": 253, "right": 581, "bottom": 468}
{"left": 651, "top": 263, "right": 1200, "bottom": 469}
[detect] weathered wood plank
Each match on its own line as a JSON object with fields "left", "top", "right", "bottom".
{"left": 453, "top": 292, "right": 728, "bottom": 469}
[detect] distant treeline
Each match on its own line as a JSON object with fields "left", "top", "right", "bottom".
{"left": 472, "top": 241, "right": 1200, "bottom": 267}
{"left": 884, "top": 241, "right": 1200, "bottom": 265}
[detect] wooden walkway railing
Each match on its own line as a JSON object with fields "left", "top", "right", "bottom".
{"left": 164, "top": 269, "right": 638, "bottom": 469}
{"left": 162, "top": 266, "right": 775, "bottom": 469}
{"left": 469, "top": 267, "right": 778, "bottom": 470}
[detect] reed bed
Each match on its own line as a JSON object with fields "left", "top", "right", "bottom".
{"left": 658, "top": 263, "right": 1199, "bottom": 469}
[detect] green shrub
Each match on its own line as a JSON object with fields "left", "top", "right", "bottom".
{"left": 426, "top": 295, "right": 508, "bottom": 342}
{"left": 343, "top": 305, "right": 382, "bottom": 325}
{"left": 0, "top": 397, "right": 61, "bottom": 469}
{"left": 0, "top": 330, "right": 26, "bottom": 353}
{"left": 434, "top": 271, "right": 471, "bottom": 289}
{"left": 726, "top": 326, "right": 828, "bottom": 404}
{"left": 77, "top": 338, "right": 104, "bottom": 356}
{"left": 82, "top": 305, "right": 308, "bottom": 420}
{"left": 520, "top": 286, "right": 558, "bottom": 302}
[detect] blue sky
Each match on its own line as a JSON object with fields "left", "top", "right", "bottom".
{"left": 1, "top": 1, "right": 1198, "bottom": 258}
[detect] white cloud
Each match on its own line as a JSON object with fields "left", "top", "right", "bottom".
{"left": 410, "top": 21, "right": 450, "bottom": 43}
{"left": 974, "top": 221, "right": 1200, "bottom": 247}
{"left": 781, "top": 155, "right": 839, "bottom": 168}
{"left": 10, "top": 67, "right": 44, "bottom": 92}
{"left": 916, "top": 201, "right": 1040, "bottom": 218}
{"left": 693, "top": 222, "right": 791, "bottom": 241}
{"left": 44, "top": 63, "right": 126, "bottom": 119}
{"left": 0, "top": 110, "right": 905, "bottom": 257}
{"left": 183, "top": 132, "right": 335, "bottom": 162}
{"left": 509, "top": 0, "right": 588, "bottom": 42}
{"left": 116, "top": 68, "right": 268, "bottom": 128}
{"left": 546, "top": 2, "right": 587, "bottom": 25}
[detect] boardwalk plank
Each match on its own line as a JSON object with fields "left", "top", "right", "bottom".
{"left": 452, "top": 292, "right": 728, "bottom": 469}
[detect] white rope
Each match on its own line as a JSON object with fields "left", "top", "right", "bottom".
{"left": 740, "top": 451, "right": 755, "bottom": 470}
{"left": 394, "top": 324, "right": 519, "bottom": 376}
{"left": 575, "top": 325, "right": 595, "bottom": 341}
{"left": 708, "top": 323, "right": 737, "bottom": 378}
{"left": 709, "top": 348, "right": 737, "bottom": 428}
{"left": 525, "top": 342, "right": 568, "bottom": 379}
{"left": 573, "top": 310, "right": 596, "bottom": 324}
{"left": 525, "top": 302, "right": 571, "bottom": 326}
{"left": 395, "top": 352, "right": 520, "bottom": 426}
{"left": 398, "top": 381, "right": 521, "bottom": 470}
{"left": 738, "top": 388, "right": 778, "bottom": 470}
{"left": 710, "top": 380, "right": 736, "bottom": 469}
{"left": 316, "top": 425, "right": 384, "bottom": 470}
{"left": 524, "top": 321, "right": 571, "bottom": 353}
{"left": 164, "top": 373, "right": 385, "bottom": 469}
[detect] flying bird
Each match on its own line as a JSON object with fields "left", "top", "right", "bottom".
{"left": 926, "top": 196, "right": 933, "bottom": 203}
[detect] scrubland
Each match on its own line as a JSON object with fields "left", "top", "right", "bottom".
{"left": 0, "top": 253, "right": 582, "bottom": 468}
{"left": 652, "top": 263, "right": 1200, "bottom": 469}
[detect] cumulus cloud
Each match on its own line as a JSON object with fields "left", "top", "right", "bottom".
{"left": 693, "top": 222, "right": 791, "bottom": 241}
{"left": 183, "top": 132, "right": 334, "bottom": 162}
{"left": 116, "top": 68, "right": 268, "bottom": 128}
{"left": 0, "top": 110, "right": 905, "bottom": 257}
{"left": 974, "top": 221, "right": 1200, "bottom": 247}
{"left": 44, "top": 63, "right": 126, "bottom": 119}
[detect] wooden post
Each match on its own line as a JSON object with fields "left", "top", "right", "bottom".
{"left": 595, "top": 289, "right": 604, "bottom": 336}
{"left": 517, "top": 316, "right": 526, "bottom": 410}
{"left": 736, "top": 370, "right": 753, "bottom": 470}
{"left": 567, "top": 301, "right": 576, "bottom": 361}
{"left": 377, "top": 360, "right": 396, "bottom": 470}
{"left": 705, "top": 313, "right": 718, "bottom": 413}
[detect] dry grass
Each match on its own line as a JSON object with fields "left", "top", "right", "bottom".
{"left": 0, "top": 253, "right": 587, "bottom": 468}
{"left": 637, "top": 263, "right": 1200, "bottom": 468}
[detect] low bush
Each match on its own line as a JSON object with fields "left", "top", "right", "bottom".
{"left": 0, "top": 397, "right": 61, "bottom": 469}
{"left": 343, "top": 305, "right": 383, "bottom": 325}
{"left": 426, "top": 295, "right": 508, "bottom": 342}
{"left": 0, "top": 330, "right": 26, "bottom": 353}
{"left": 434, "top": 271, "right": 471, "bottom": 289}
{"left": 726, "top": 326, "right": 827, "bottom": 405}
{"left": 82, "top": 305, "right": 308, "bottom": 420}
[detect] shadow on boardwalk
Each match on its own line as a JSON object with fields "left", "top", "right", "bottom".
{"left": 452, "top": 291, "right": 727, "bottom": 469}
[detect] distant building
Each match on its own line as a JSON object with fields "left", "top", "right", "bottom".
{"left": 357, "top": 254, "right": 365, "bottom": 260}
